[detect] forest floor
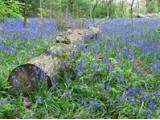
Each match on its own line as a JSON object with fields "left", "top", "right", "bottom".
{"left": 0, "top": 17, "right": 160, "bottom": 118}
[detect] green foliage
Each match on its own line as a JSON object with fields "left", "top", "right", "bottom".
{"left": 99, "top": 1, "right": 131, "bottom": 18}
{"left": 0, "top": 0, "right": 22, "bottom": 17}
{"left": 146, "top": 0, "right": 159, "bottom": 13}
{"left": 17, "top": 0, "right": 132, "bottom": 18}
{"left": 2, "top": 0, "right": 159, "bottom": 18}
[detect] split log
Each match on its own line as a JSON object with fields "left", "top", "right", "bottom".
{"left": 8, "top": 27, "right": 99, "bottom": 94}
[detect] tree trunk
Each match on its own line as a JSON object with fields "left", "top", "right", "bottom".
{"left": 8, "top": 27, "right": 99, "bottom": 94}
{"left": 130, "top": 0, "right": 135, "bottom": 29}
{"left": 105, "top": 0, "right": 113, "bottom": 17}
{"left": 23, "top": 0, "right": 28, "bottom": 27}
{"left": 157, "top": 0, "right": 160, "bottom": 12}
{"left": 120, "top": 0, "right": 125, "bottom": 17}
{"left": 39, "top": 0, "right": 43, "bottom": 19}
{"left": 68, "top": 0, "right": 74, "bottom": 15}
{"left": 92, "top": 0, "right": 99, "bottom": 26}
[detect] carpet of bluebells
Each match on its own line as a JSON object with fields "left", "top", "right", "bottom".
{"left": 0, "top": 17, "right": 160, "bottom": 118}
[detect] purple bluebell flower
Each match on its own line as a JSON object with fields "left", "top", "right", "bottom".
{"left": 0, "top": 43, "right": 5, "bottom": 51}
{"left": 148, "top": 100, "right": 157, "bottom": 111}
{"left": 60, "top": 61, "right": 67, "bottom": 70}
{"left": 87, "top": 106, "right": 93, "bottom": 113}
{"left": 75, "top": 58, "right": 84, "bottom": 76}
{"left": 117, "top": 94, "right": 126, "bottom": 102}
{"left": 78, "top": 44, "right": 87, "bottom": 52}
{"left": 63, "top": 90, "right": 72, "bottom": 97}
{"left": 12, "top": 104, "right": 17, "bottom": 112}
{"left": 151, "top": 60, "right": 160, "bottom": 73}
{"left": 144, "top": 109, "right": 152, "bottom": 118}
{"left": 106, "top": 86, "right": 111, "bottom": 92}
{"left": 0, "top": 98, "right": 7, "bottom": 105}
{"left": 140, "top": 87, "right": 160, "bottom": 101}
{"left": 92, "top": 98, "right": 99, "bottom": 106}
{"left": 92, "top": 63, "right": 98, "bottom": 73}
{"left": 117, "top": 72, "right": 124, "bottom": 83}
{"left": 107, "top": 98, "right": 113, "bottom": 105}
{"left": 47, "top": 49, "right": 57, "bottom": 58}
{"left": 69, "top": 51, "right": 77, "bottom": 59}
{"left": 6, "top": 45, "right": 16, "bottom": 54}
{"left": 121, "top": 47, "right": 134, "bottom": 59}
{"left": 35, "top": 96, "right": 43, "bottom": 104}
{"left": 101, "top": 81, "right": 105, "bottom": 89}
{"left": 126, "top": 87, "right": 137, "bottom": 96}
{"left": 121, "top": 47, "right": 128, "bottom": 56}
{"left": 103, "top": 58, "right": 111, "bottom": 64}
{"left": 135, "top": 66, "right": 144, "bottom": 75}
{"left": 80, "top": 99, "right": 87, "bottom": 107}
{"left": 64, "top": 74, "right": 72, "bottom": 84}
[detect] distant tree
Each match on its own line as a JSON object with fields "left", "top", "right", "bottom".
{"left": 18, "top": 0, "right": 31, "bottom": 27}
{"left": 42, "top": 0, "right": 65, "bottom": 18}
{"left": 137, "top": 0, "right": 140, "bottom": 15}
{"left": 120, "top": 0, "right": 125, "bottom": 17}
{"left": 102, "top": 0, "right": 113, "bottom": 17}
{"left": 18, "top": 0, "right": 40, "bottom": 27}
{"left": 68, "top": 0, "right": 74, "bottom": 15}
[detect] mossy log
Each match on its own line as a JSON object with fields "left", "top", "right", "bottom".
{"left": 8, "top": 27, "right": 99, "bottom": 94}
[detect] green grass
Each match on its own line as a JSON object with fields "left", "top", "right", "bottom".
{"left": 0, "top": 30, "right": 160, "bottom": 118}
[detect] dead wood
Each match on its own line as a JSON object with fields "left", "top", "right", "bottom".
{"left": 8, "top": 27, "right": 99, "bottom": 94}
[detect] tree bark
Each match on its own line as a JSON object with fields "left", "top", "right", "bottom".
{"left": 39, "top": 0, "right": 43, "bottom": 19}
{"left": 23, "top": 1, "right": 27, "bottom": 27}
{"left": 157, "top": 0, "right": 160, "bottom": 12}
{"left": 8, "top": 27, "right": 99, "bottom": 94}
{"left": 130, "top": 0, "right": 135, "bottom": 29}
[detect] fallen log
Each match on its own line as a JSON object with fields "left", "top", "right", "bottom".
{"left": 8, "top": 27, "right": 99, "bottom": 94}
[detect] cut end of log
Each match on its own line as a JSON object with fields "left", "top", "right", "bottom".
{"left": 8, "top": 64, "right": 52, "bottom": 94}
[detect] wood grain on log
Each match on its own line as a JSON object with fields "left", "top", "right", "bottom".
{"left": 8, "top": 27, "right": 99, "bottom": 94}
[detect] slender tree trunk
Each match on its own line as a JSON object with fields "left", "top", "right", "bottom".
{"left": 92, "top": 0, "right": 98, "bottom": 26}
{"left": 90, "top": 0, "right": 99, "bottom": 26}
{"left": 89, "top": 0, "right": 92, "bottom": 18}
{"left": 23, "top": 0, "right": 27, "bottom": 28}
{"left": 137, "top": 0, "right": 140, "bottom": 15}
{"left": 40, "top": 0, "right": 43, "bottom": 19}
{"left": 76, "top": 2, "right": 79, "bottom": 18}
{"left": 130, "top": 0, "right": 135, "bottom": 29}
{"left": 49, "top": 5, "right": 52, "bottom": 19}
{"left": 68, "top": 0, "right": 74, "bottom": 15}
{"left": 157, "top": 0, "right": 160, "bottom": 12}
{"left": 65, "top": 6, "right": 69, "bottom": 19}
{"left": 145, "top": 0, "right": 149, "bottom": 13}
{"left": 120, "top": 0, "right": 125, "bottom": 17}
{"left": 105, "top": 0, "right": 113, "bottom": 18}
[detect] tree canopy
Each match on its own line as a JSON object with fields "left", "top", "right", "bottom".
{"left": 0, "top": 0, "right": 160, "bottom": 18}
{"left": 0, "top": 0, "right": 22, "bottom": 17}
